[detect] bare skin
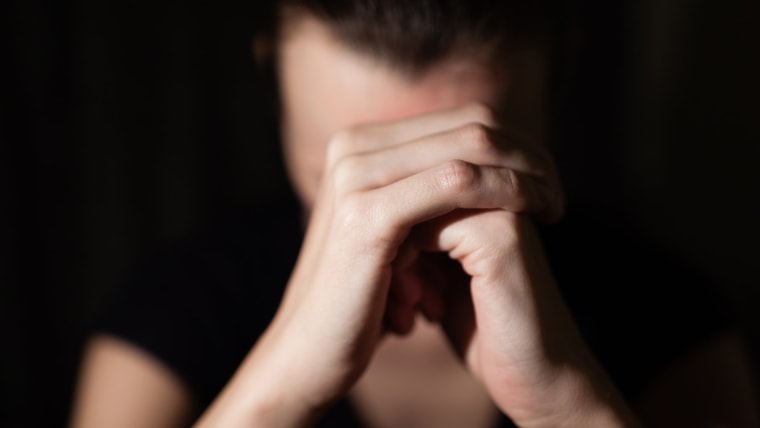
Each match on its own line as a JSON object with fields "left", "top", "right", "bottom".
{"left": 350, "top": 316, "right": 501, "bottom": 428}
{"left": 193, "top": 14, "right": 635, "bottom": 427}
{"left": 70, "top": 12, "right": 760, "bottom": 428}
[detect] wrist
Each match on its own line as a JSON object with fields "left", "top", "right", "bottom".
{"left": 516, "top": 364, "right": 644, "bottom": 428}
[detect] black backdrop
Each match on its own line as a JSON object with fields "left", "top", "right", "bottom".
{"left": 2, "top": 1, "right": 759, "bottom": 427}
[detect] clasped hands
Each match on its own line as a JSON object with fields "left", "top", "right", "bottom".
{"left": 240, "top": 103, "right": 640, "bottom": 428}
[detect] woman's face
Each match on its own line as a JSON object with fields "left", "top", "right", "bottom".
{"left": 276, "top": 15, "right": 514, "bottom": 210}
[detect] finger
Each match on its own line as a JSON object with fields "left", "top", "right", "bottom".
{"left": 327, "top": 102, "right": 497, "bottom": 167}
{"left": 391, "top": 241, "right": 445, "bottom": 321}
{"left": 337, "top": 123, "right": 549, "bottom": 193}
{"left": 392, "top": 236, "right": 420, "bottom": 270}
{"left": 384, "top": 300, "right": 417, "bottom": 336}
{"left": 367, "top": 161, "right": 550, "bottom": 231}
{"left": 419, "top": 277, "right": 446, "bottom": 323}
{"left": 388, "top": 269, "right": 423, "bottom": 307}
{"left": 411, "top": 252, "right": 449, "bottom": 323}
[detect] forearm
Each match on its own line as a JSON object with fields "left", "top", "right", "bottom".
{"left": 193, "top": 329, "right": 330, "bottom": 428}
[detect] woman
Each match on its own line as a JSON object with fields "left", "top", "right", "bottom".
{"left": 70, "top": 1, "right": 759, "bottom": 427}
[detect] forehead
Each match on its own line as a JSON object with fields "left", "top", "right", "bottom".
{"left": 277, "top": 15, "right": 508, "bottom": 134}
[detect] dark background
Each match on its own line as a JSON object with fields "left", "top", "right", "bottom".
{"left": 2, "top": 1, "right": 758, "bottom": 427}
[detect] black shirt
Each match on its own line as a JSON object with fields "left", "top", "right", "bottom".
{"left": 96, "top": 188, "right": 736, "bottom": 427}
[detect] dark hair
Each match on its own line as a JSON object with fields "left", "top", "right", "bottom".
{"left": 273, "top": 0, "right": 555, "bottom": 76}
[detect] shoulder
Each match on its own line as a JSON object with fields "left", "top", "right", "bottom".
{"left": 93, "top": 190, "right": 304, "bottom": 408}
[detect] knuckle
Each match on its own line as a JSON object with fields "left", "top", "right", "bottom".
{"left": 503, "top": 169, "right": 530, "bottom": 211}
{"left": 331, "top": 155, "right": 362, "bottom": 188}
{"left": 459, "top": 122, "right": 497, "bottom": 155}
{"left": 464, "top": 102, "right": 497, "bottom": 127}
{"left": 330, "top": 155, "right": 365, "bottom": 194}
{"left": 437, "top": 160, "right": 478, "bottom": 194}
{"left": 504, "top": 168, "right": 519, "bottom": 193}
{"left": 326, "top": 126, "right": 361, "bottom": 166}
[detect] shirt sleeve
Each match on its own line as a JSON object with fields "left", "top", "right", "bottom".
{"left": 92, "top": 210, "right": 298, "bottom": 410}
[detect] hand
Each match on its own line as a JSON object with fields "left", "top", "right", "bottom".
{"left": 234, "top": 103, "right": 564, "bottom": 426}
{"left": 395, "top": 210, "right": 643, "bottom": 427}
